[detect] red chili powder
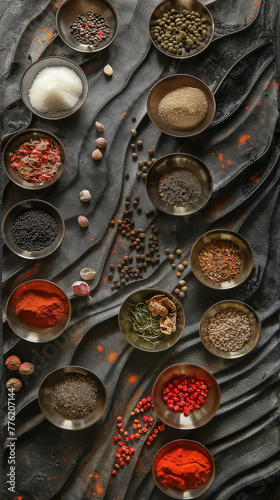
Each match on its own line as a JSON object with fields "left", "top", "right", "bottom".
{"left": 15, "top": 290, "right": 66, "bottom": 328}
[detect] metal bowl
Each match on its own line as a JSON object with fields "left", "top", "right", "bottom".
{"left": 149, "top": 0, "right": 214, "bottom": 60}
{"left": 146, "top": 153, "right": 213, "bottom": 216}
{"left": 38, "top": 365, "right": 107, "bottom": 430}
{"left": 2, "top": 128, "right": 66, "bottom": 190}
{"left": 118, "top": 288, "right": 185, "bottom": 352}
{"left": 152, "top": 363, "right": 220, "bottom": 429}
{"left": 2, "top": 199, "right": 65, "bottom": 260}
{"left": 20, "top": 56, "right": 88, "bottom": 120}
{"left": 147, "top": 74, "right": 215, "bottom": 137}
{"left": 199, "top": 300, "right": 261, "bottom": 359}
{"left": 190, "top": 229, "right": 254, "bottom": 290}
{"left": 5, "top": 279, "right": 71, "bottom": 343}
{"left": 56, "top": 0, "right": 119, "bottom": 53}
{"left": 153, "top": 439, "right": 215, "bottom": 498}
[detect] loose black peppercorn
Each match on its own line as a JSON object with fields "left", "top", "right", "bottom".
{"left": 125, "top": 173, "right": 129, "bottom": 179}
{"left": 70, "top": 12, "right": 111, "bottom": 47}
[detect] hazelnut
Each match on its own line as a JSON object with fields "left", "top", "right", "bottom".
{"left": 95, "top": 137, "right": 107, "bottom": 148}
{"left": 5, "top": 355, "right": 21, "bottom": 370}
{"left": 95, "top": 121, "right": 104, "bottom": 132}
{"left": 92, "top": 149, "right": 103, "bottom": 160}
{"left": 19, "top": 362, "right": 35, "bottom": 375}
{"left": 6, "top": 378, "right": 22, "bottom": 392}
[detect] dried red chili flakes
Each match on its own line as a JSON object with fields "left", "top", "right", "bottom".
{"left": 161, "top": 375, "right": 208, "bottom": 416}
{"left": 198, "top": 239, "right": 243, "bottom": 282}
{"left": 9, "top": 138, "right": 62, "bottom": 183}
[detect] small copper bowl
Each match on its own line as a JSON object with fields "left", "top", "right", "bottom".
{"left": 147, "top": 74, "right": 215, "bottom": 137}
{"left": 2, "top": 128, "right": 66, "bottom": 190}
{"left": 199, "top": 300, "right": 261, "bottom": 359}
{"left": 190, "top": 229, "right": 254, "bottom": 290}
{"left": 152, "top": 363, "right": 220, "bottom": 429}
{"left": 149, "top": 0, "right": 214, "bottom": 60}
{"left": 56, "top": 0, "right": 119, "bottom": 53}
{"left": 146, "top": 153, "right": 213, "bottom": 216}
{"left": 38, "top": 366, "right": 107, "bottom": 430}
{"left": 5, "top": 279, "right": 71, "bottom": 343}
{"left": 118, "top": 288, "right": 185, "bottom": 352}
{"left": 153, "top": 439, "right": 215, "bottom": 498}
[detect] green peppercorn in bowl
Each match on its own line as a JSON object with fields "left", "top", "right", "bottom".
{"left": 199, "top": 300, "right": 262, "bottom": 359}
{"left": 2, "top": 128, "right": 66, "bottom": 190}
{"left": 38, "top": 366, "right": 107, "bottom": 430}
{"left": 149, "top": 0, "right": 214, "bottom": 59}
{"left": 118, "top": 288, "right": 185, "bottom": 352}
{"left": 152, "top": 363, "right": 220, "bottom": 430}
{"left": 190, "top": 230, "right": 254, "bottom": 290}
{"left": 56, "top": 0, "right": 119, "bottom": 53}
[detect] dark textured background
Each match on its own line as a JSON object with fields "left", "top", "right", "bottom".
{"left": 1, "top": 0, "right": 280, "bottom": 499}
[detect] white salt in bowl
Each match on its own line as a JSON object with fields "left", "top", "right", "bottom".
{"left": 20, "top": 56, "right": 88, "bottom": 120}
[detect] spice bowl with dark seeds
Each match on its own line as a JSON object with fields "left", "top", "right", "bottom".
{"left": 118, "top": 288, "right": 185, "bottom": 352}
{"left": 5, "top": 279, "right": 71, "bottom": 343}
{"left": 2, "top": 128, "right": 66, "bottom": 190}
{"left": 38, "top": 366, "right": 107, "bottom": 430}
{"left": 146, "top": 152, "right": 213, "bottom": 216}
{"left": 199, "top": 300, "right": 261, "bottom": 359}
{"left": 20, "top": 56, "right": 88, "bottom": 120}
{"left": 190, "top": 229, "right": 254, "bottom": 290}
{"left": 56, "top": 0, "right": 119, "bottom": 53}
{"left": 153, "top": 439, "right": 215, "bottom": 498}
{"left": 2, "top": 199, "right": 65, "bottom": 260}
{"left": 152, "top": 363, "right": 220, "bottom": 430}
{"left": 149, "top": 0, "right": 214, "bottom": 60}
{"left": 147, "top": 74, "right": 215, "bottom": 137}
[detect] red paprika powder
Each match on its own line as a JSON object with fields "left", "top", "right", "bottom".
{"left": 154, "top": 443, "right": 211, "bottom": 491}
{"left": 15, "top": 289, "right": 66, "bottom": 329}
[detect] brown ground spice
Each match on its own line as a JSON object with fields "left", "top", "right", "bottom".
{"left": 158, "top": 86, "right": 208, "bottom": 130}
{"left": 50, "top": 373, "right": 98, "bottom": 419}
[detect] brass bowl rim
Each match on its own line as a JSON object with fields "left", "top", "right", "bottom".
{"left": 2, "top": 128, "right": 66, "bottom": 190}
{"left": 5, "top": 279, "right": 71, "bottom": 343}
{"left": 149, "top": 0, "right": 214, "bottom": 60}
{"left": 38, "top": 365, "right": 107, "bottom": 429}
{"left": 145, "top": 152, "right": 213, "bottom": 216}
{"left": 118, "top": 288, "right": 185, "bottom": 352}
{"left": 153, "top": 438, "right": 215, "bottom": 498}
{"left": 190, "top": 229, "right": 254, "bottom": 289}
{"left": 199, "top": 299, "right": 262, "bottom": 359}
{"left": 56, "top": 0, "right": 119, "bottom": 53}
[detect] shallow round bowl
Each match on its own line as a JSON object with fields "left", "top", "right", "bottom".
{"left": 153, "top": 439, "right": 215, "bottom": 498}
{"left": 56, "top": 0, "right": 119, "bottom": 53}
{"left": 2, "top": 128, "right": 66, "bottom": 190}
{"left": 147, "top": 74, "right": 215, "bottom": 137}
{"left": 149, "top": 0, "right": 214, "bottom": 59}
{"left": 146, "top": 153, "right": 213, "bottom": 215}
{"left": 2, "top": 199, "right": 65, "bottom": 259}
{"left": 20, "top": 56, "right": 88, "bottom": 120}
{"left": 5, "top": 279, "right": 71, "bottom": 343}
{"left": 38, "top": 365, "right": 107, "bottom": 430}
{"left": 199, "top": 300, "right": 261, "bottom": 359}
{"left": 118, "top": 288, "right": 185, "bottom": 352}
{"left": 190, "top": 229, "right": 254, "bottom": 290}
{"left": 152, "top": 363, "right": 220, "bottom": 429}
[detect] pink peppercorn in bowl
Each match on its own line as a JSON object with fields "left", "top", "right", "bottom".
{"left": 152, "top": 363, "right": 220, "bottom": 430}
{"left": 190, "top": 229, "right": 254, "bottom": 290}
{"left": 2, "top": 128, "right": 66, "bottom": 190}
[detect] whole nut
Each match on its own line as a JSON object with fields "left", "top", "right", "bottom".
{"left": 104, "top": 64, "right": 113, "bottom": 76}
{"left": 78, "top": 215, "right": 89, "bottom": 227}
{"left": 95, "top": 121, "right": 104, "bottom": 132}
{"left": 92, "top": 149, "right": 103, "bottom": 160}
{"left": 6, "top": 355, "right": 21, "bottom": 370}
{"left": 80, "top": 268, "right": 96, "bottom": 280}
{"left": 95, "top": 137, "right": 107, "bottom": 148}
{"left": 80, "top": 190, "right": 91, "bottom": 202}
{"left": 6, "top": 378, "right": 22, "bottom": 392}
{"left": 19, "top": 362, "right": 35, "bottom": 375}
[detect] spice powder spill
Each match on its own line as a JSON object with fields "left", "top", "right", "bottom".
{"left": 198, "top": 239, "right": 243, "bottom": 282}
{"left": 50, "top": 374, "right": 98, "bottom": 419}
{"left": 158, "top": 86, "right": 208, "bottom": 130}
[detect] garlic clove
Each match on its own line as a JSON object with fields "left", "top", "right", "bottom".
{"left": 79, "top": 190, "right": 92, "bottom": 202}
{"left": 95, "top": 137, "right": 107, "bottom": 148}
{"left": 95, "top": 121, "right": 104, "bottom": 132}
{"left": 80, "top": 268, "right": 96, "bottom": 281}
{"left": 72, "top": 281, "right": 91, "bottom": 298}
{"left": 92, "top": 149, "right": 103, "bottom": 160}
{"left": 104, "top": 64, "right": 113, "bottom": 77}
{"left": 78, "top": 215, "right": 89, "bottom": 227}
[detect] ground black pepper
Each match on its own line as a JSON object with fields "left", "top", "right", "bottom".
{"left": 11, "top": 209, "right": 58, "bottom": 251}
{"left": 159, "top": 169, "right": 201, "bottom": 206}
{"left": 50, "top": 373, "right": 98, "bottom": 419}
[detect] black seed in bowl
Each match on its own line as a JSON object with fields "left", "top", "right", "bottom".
{"left": 10, "top": 208, "right": 58, "bottom": 251}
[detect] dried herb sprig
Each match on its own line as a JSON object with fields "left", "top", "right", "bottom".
{"left": 130, "top": 303, "right": 163, "bottom": 343}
